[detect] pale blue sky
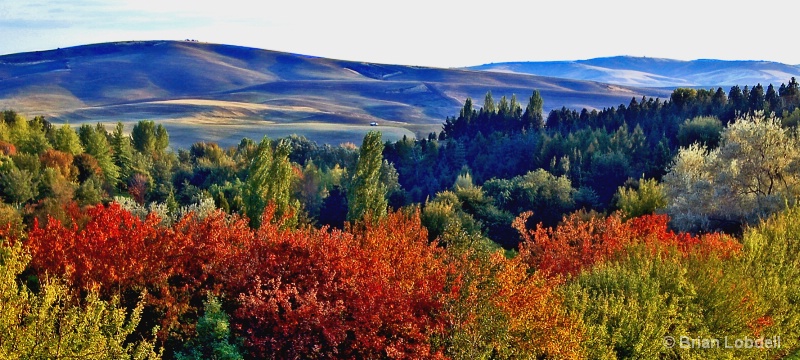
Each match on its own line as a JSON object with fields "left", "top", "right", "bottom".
{"left": 1, "top": 0, "right": 796, "bottom": 67}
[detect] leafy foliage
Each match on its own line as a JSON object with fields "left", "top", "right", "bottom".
{"left": 174, "top": 295, "right": 243, "bottom": 360}
{"left": 232, "top": 208, "right": 451, "bottom": 359}
{"left": 664, "top": 112, "right": 800, "bottom": 232}
{"left": 0, "top": 240, "right": 160, "bottom": 359}
{"left": 347, "top": 131, "right": 388, "bottom": 222}
{"left": 614, "top": 177, "right": 667, "bottom": 219}
{"left": 514, "top": 211, "right": 741, "bottom": 277}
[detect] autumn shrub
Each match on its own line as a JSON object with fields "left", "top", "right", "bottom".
{"left": 230, "top": 209, "right": 452, "bottom": 359}
{"left": 514, "top": 211, "right": 741, "bottom": 278}
{"left": 736, "top": 205, "right": 800, "bottom": 357}
{"left": 442, "top": 249, "right": 585, "bottom": 359}
{"left": 0, "top": 139, "right": 16, "bottom": 156}
{"left": 40, "top": 148, "right": 77, "bottom": 180}
{"left": 0, "top": 239, "right": 161, "bottom": 359}
{"left": 561, "top": 244, "right": 775, "bottom": 360}
{"left": 614, "top": 177, "right": 667, "bottom": 219}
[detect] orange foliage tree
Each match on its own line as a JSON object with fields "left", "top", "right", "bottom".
{"left": 24, "top": 203, "right": 461, "bottom": 358}
{"left": 39, "top": 149, "right": 76, "bottom": 180}
{"left": 514, "top": 211, "right": 741, "bottom": 277}
{"left": 25, "top": 202, "right": 257, "bottom": 343}
{"left": 443, "top": 248, "right": 585, "bottom": 359}
{"left": 231, "top": 209, "right": 453, "bottom": 359}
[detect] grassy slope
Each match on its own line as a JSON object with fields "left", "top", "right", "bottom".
{"left": 0, "top": 41, "right": 673, "bottom": 148}
{"left": 468, "top": 56, "right": 800, "bottom": 88}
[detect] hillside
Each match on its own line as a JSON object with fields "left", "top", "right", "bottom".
{"left": 468, "top": 56, "right": 800, "bottom": 88}
{"left": 0, "top": 41, "right": 672, "bottom": 148}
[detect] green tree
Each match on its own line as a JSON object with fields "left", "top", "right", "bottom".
{"left": 614, "top": 177, "right": 667, "bottom": 219}
{"left": 0, "top": 242, "right": 161, "bottom": 359}
{"left": 0, "top": 162, "right": 38, "bottom": 205}
{"left": 677, "top": 116, "right": 724, "bottom": 148}
{"left": 79, "top": 124, "right": 119, "bottom": 185}
{"left": 175, "top": 295, "right": 243, "bottom": 360}
{"left": 483, "top": 91, "right": 496, "bottom": 115}
{"left": 244, "top": 137, "right": 299, "bottom": 228}
{"left": 522, "top": 90, "right": 545, "bottom": 129}
{"left": 10, "top": 115, "right": 51, "bottom": 155}
{"left": 131, "top": 120, "right": 169, "bottom": 154}
{"left": 111, "top": 122, "right": 134, "bottom": 183}
{"left": 347, "top": 131, "right": 387, "bottom": 222}
{"left": 50, "top": 123, "right": 84, "bottom": 156}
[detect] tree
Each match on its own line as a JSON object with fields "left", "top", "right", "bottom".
{"left": 664, "top": 112, "right": 800, "bottom": 232}
{"left": 347, "top": 131, "right": 387, "bottom": 222}
{"left": 232, "top": 209, "right": 452, "bottom": 359}
{"left": 0, "top": 165, "right": 38, "bottom": 205}
{"left": 132, "top": 120, "right": 169, "bottom": 154}
{"left": 111, "top": 122, "right": 134, "bottom": 183}
{"left": 749, "top": 83, "right": 766, "bottom": 116}
{"left": 483, "top": 91, "right": 496, "bottom": 115}
{"left": 677, "top": 116, "right": 724, "bottom": 148}
{"left": 175, "top": 295, "right": 243, "bottom": 360}
{"left": 50, "top": 123, "right": 84, "bottom": 155}
{"left": 79, "top": 124, "right": 119, "bottom": 185}
{"left": 243, "top": 137, "right": 299, "bottom": 228}
{"left": 0, "top": 241, "right": 160, "bottom": 359}
{"left": 522, "top": 90, "right": 545, "bottom": 129}
{"left": 614, "top": 177, "right": 667, "bottom": 219}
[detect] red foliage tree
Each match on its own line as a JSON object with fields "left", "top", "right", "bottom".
{"left": 231, "top": 209, "right": 453, "bottom": 359}
{"left": 0, "top": 140, "right": 16, "bottom": 156}
{"left": 26, "top": 202, "right": 162, "bottom": 291}
{"left": 514, "top": 211, "right": 741, "bottom": 277}
{"left": 127, "top": 173, "right": 149, "bottom": 204}
{"left": 24, "top": 202, "right": 456, "bottom": 358}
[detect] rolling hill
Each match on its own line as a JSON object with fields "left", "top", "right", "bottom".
{"left": 468, "top": 56, "right": 800, "bottom": 88}
{"left": 0, "top": 41, "right": 673, "bottom": 148}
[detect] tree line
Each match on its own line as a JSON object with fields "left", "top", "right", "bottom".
{"left": 2, "top": 76, "right": 800, "bottom": 358}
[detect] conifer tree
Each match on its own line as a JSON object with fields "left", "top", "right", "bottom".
{"left": 523, "top": 90, "right": 545, "bottom": 129}
{"left": 111, "top": 122, "right": 134, "bottom": 183}
{"left": 483, "top": 91, "right": 496, "bottom": 115}
{"left": 78, "top": 124, "right": 119, "bottom": 185}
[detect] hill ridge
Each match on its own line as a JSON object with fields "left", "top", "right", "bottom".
{"left": 0, "top": 41, "right": 674, "bottom": 147}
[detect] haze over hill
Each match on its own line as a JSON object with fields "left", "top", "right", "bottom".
{"left": 0, "top": 40, "right": 673, "bottom": 148}
{"left": 468, "top": 57, "right": 800, "bottom": 88}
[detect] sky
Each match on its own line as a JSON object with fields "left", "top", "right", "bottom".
{"left": 1, "top": 0, "right": 796, "bottom": 68}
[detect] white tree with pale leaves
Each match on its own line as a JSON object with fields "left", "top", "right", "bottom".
{"left": 664, "top": 112, "right": 800, "bottom": 232}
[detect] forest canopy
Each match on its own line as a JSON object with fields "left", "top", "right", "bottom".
{"left": 1, "top": 77, "right": 800, "bottom": 359}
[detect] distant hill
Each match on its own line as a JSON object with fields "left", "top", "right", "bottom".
{"left": 467, "top": 56, "right": 800, "bottom": 88}
{"left": 0, "top": 41, "right": 672, "bottom": 148}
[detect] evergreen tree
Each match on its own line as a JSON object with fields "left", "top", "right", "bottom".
{"left": 347, "top": 131, "right": 387, "bottom": 222}
{"left": 483, "top": 91, "right": 496, "bottom": 115}
{"left": 111, "top": 122, "right": 134, "bottom": 183}
{"left": 765, "top": 83, "right": 781, "bottom": 115}
{"left": 78, "top": 124, "right": 119, "bottom": 185}
{"left": 130, "top": 120, "right": 169, "bottom": 162}
{"left": 748, "top": 83, "right": 765, "bottom": 116}
{"left": 522, "top": 90, "right": 545, "bottom": 129}
{"left": 175, "top": 295, "right": 243, "bottom": 360}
